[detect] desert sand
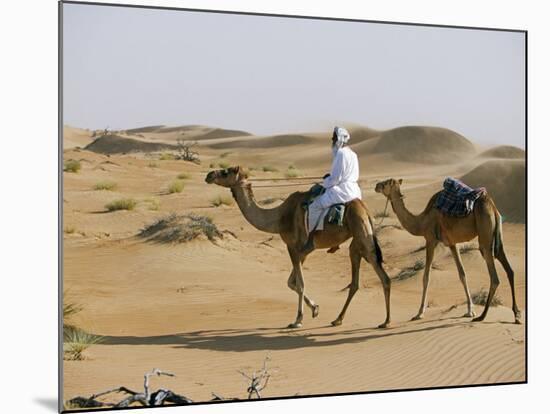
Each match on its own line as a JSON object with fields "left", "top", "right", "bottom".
{"left": 62, "top": 124, "right": 525, "bottom": 405}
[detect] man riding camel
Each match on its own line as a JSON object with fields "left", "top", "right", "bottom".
{"left": 301, "top": 126, "right": 362, "bottom": 254}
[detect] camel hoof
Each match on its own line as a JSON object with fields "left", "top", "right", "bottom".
{"left": 515, "top": 318, "right": 522, "bottom": 325}
{"left": 411, "top": 314, "right": 424, "bottom": 321}
{"left": 378, "top": 322, "right": 390, "bottom": 329}
{"left": 472, "top": 316, "right": 485, "bottom": 322}
{"left": 463, "top": 311, "right": 476, "bottom": 318}
{"left": 331, "top": 319, "right": 342, "bottom": 327}
{"left": 287, "top": 322, "right": 302, "bottom": 329}
{"left": 312, "top": 305, "right": 320, "bottom": 318}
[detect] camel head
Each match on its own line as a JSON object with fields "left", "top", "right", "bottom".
{"left": 375, "top": 178, "right": 404, "bottom": 198}
{"left": 205, "top": 166, "right": 248, "bottom": 188}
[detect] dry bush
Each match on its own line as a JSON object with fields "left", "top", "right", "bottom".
{"left": 396, "top": 259, "right": 425, "bottom": 280}
{"left": 177, "top": 172, "right": 191, "bottom": 180}
{"left": 93, "top": 181, "right": 117, "bottom": 191}
{"left": 64, "top": 159, "right": 81, "bottom": 173}
{"left": 211, "top": 195, "right": 233, "bottom": 207}
{"left": 139, "top": 213, "right": 222, "bottom": 243}
{"left": 105, "top": 198, "right": 137, "bottom": 211}
{"left": 459, "top": 242, "right": 478, "bottom": 254}
{"left": 218, "top": 162, "right": 230, "bottom": 169}
{"left": 285, "top": 168, "right": 301, "bottom": 178}
{"left": 64, "top": 328, "right": 103, "bottom": 361}
{"left": 168, "top": 180, "right": 184, "bottom": 194}
{"left": 160, "top": 153, "right": 175, "bottom": 161}
{"left": 262, "top": 165, "right": 278, "bottom": 172}
{"left": 143, "top": 197, "right": 160, "bottom": 211}
{"left": 471, "top": 289, "right": 503, "bottom": 307}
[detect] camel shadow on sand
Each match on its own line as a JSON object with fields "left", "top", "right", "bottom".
{"left": 101, "top": 317, "right": 483, "bottom": 353}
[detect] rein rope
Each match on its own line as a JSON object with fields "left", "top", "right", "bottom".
{"left": 249, "top": 182, "right": 318, "bottom": 188}
{"left": 375, "top": 198, "right": 390, "bottom": 227}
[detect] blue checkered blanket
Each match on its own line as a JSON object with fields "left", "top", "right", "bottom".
{"left": 435, "top": 177, "right": 486, "bottom": 217}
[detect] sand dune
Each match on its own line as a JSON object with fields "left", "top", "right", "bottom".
{"left": 478, "top": 145, "right": 525, "bottom": 159}
{"left": 371, "top": 126, "right": 476, "bottom": 163}
{"left": 461, "top": 159, "right": 525, "bottom": 222}
{"left": 125, "top": 125, "right": 252, "bottom": 141}
{"left": 208, "top": 133, "right": 318, "bottom": 149}
{"left": 346, "top": 125, "right": 381, "bottom": 142}
{"left": 63, "top": 126, "right": 94, "bottom": 149}
{"left": 125, "top": 125, "right": 167, "bottom": 134}
{"left": 84, "top": 134, "right": 177, "bottom": 154}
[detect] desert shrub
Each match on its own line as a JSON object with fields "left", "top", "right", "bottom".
{"left": 471, "top": 289, "right": 503, "bottom": 307}
{"left": 64, "top": 159, "right": 81, "bottom": 173}
{"left": 63, "top": 328, "right": 103, "bottom": 361}
{"left": 220, "top": 152, "right": 232, "bottom": 158}
{"left": 63, "top": 297, "right": 83, "bottom": 323}
{"left": 105, "top": 198, "right": 137, "bottom": 211}
{"left": 64, "top": 226, "right": 76, "bottom": 234}
{"left": 262, "top": 165, "right": 278, "bottom": 172}
{"left": 209, "top": 163, "right": 216, "bottom": 168}
{"left": 139, "top": 213, "right": 222, "bottom": 243}
{"left": 168, "top": 180, "right": 184, "bottom": 194}
{"left": 218, "top": 162, "right": 230, "bottom": 169}
{"left": 396, "top": 259, "right": 425, "bottom": 280}
{"left": 160, "top": 153, "right": 175, "bottom": 161}
{"left": 459, "top": 243, "right": 478, "bottom": 254}
{"left": 148, "top": 161, "right": 159, "bottom": 168}
{"left": 285, "top": 168, "right": 301, "bottom": 178}
{"left": 143, "top": 197, "right": 160, "bottom": 211}
{"left": 93, "top": 181, "right": 117, "bottom": 191}
{"left": 211, "top": 195, "right": 234, "bottom": 207}
{"left": 177, "top": 172, "right": 191, "bottom": 180}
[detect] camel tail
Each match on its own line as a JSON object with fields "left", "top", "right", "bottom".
{"left": 374, "top": 234, "right": 384, "bottom": 264}
{"left": 368, "top": 216, "right": 384, "bottom": 264}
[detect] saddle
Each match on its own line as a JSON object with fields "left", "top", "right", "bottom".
{"left": 303, "top": 184, "right": 346, "bottom": 227}
{"left": 434, "top": 177, "right": 486, "bottom": 218}
{"left": 434, "top": 177, "right": 486, "bottom": 244}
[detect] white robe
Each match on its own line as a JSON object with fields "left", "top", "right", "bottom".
{"left": 308, "top": 146, "right": 362, "bottom": 232}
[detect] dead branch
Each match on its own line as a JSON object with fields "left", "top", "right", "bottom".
{"left": 238, "top": 355, "right": 272, "bottom": 399}
{"left": 66, "top": 358, "right": 275, "bottom": 408}
{"left": 65, "top": 368, "right": 192, "bottom": 409}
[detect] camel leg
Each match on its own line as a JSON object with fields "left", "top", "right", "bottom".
{"left": 369, "top": 258, "right": 392, "bottom": 329}
{"left": 412, "top": 240, "right": 436, "bottom": 321}
{"left": 473, "top": 247, "right": 500, "bottom": 322}
{"left": 449, "top": 245, "right": 475, "bottom": 317}
{"left": 286, "top": 248, "right": 308, "bottom": 328}
{"left": 287, "top": 269, "right": 319, "bottom": 319}
{"left": 495, "top": 248, "right": 521, "bottom": 324}
{"left": 331, "top": 240, "right": 361, "bottom": 326}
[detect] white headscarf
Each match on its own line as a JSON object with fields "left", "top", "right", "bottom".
{"left": 332, "top": 126, "right": 350, "bottom": 156}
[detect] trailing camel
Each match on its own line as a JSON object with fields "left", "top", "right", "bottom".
{"left": 375, "top": 178, "right": 521, "bottom": 324}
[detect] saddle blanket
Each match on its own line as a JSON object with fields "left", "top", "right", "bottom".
{"left": 306, "top": 203, "right": 346, "bottom": 233}
{"left": 435, "top": 177, "right": 486, "bottom": 217}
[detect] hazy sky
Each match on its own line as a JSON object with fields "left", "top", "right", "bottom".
{"left": 63, "top": 3, "right": 525, "bottom": 147}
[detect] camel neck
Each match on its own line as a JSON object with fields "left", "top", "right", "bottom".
{"left": 230, "top": 184, "right": 281, "bottom": 234}
{"left": 389, "top": 193, "right": 423, "bottom": 236}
